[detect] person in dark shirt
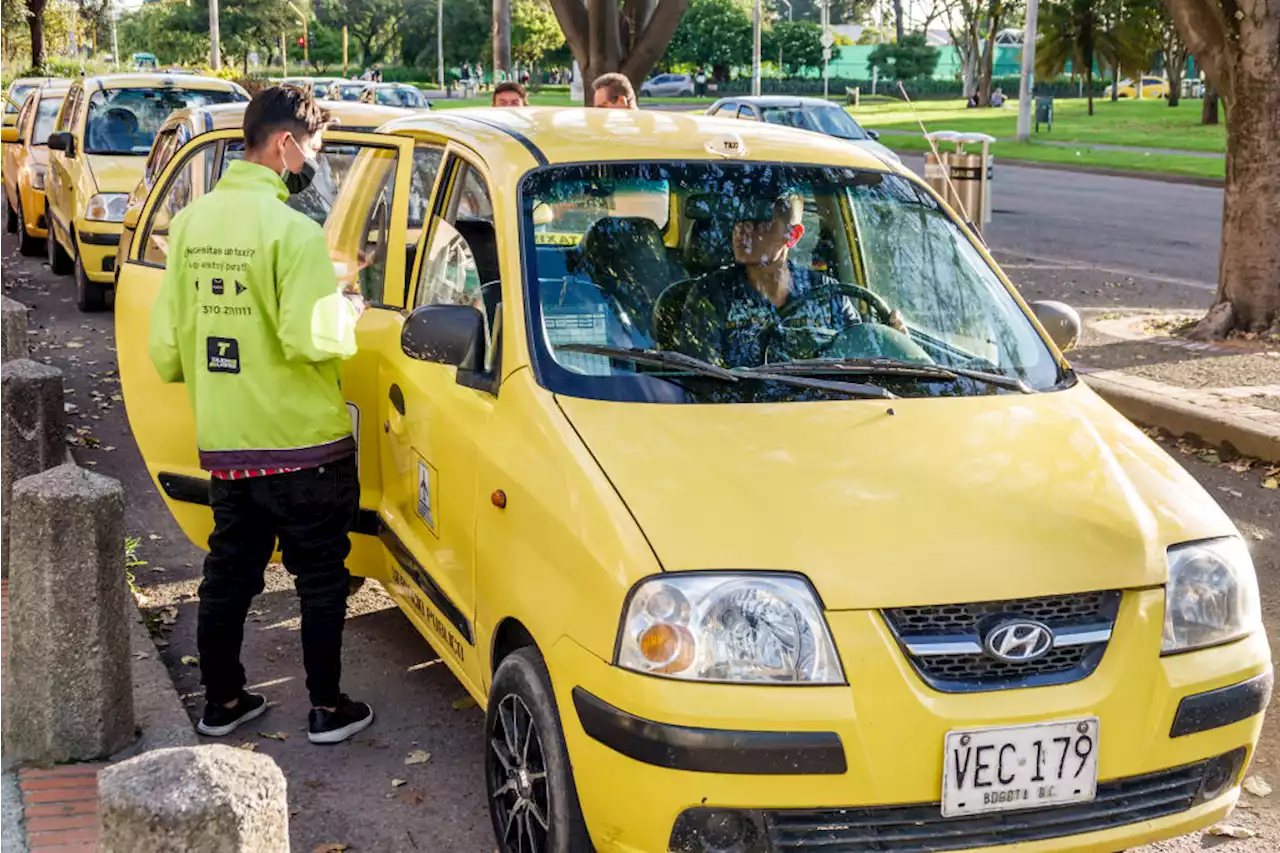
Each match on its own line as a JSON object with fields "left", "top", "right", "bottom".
{"left": 679, "top": 194, "right": 863, "bottom": 368}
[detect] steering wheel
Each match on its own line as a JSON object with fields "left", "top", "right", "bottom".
{"left": 784, "top": 281, "right": 895, "bottom": 326}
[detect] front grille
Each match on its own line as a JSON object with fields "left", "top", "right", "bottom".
{"left": 883, "top": 591, "right": 1121, "bottom": 692}
{"left": 768, "top": 760, "right": 1207, "bottom": 852}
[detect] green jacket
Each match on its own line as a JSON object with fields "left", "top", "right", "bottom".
{"left": 149, "top": 160, "right": 359, "bottom": 471}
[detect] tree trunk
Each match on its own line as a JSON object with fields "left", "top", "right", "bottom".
{"left": 26, "top": 0, "right": 47, "bottom": 69}
{"left": 1166, "top": 42, "right": 1186, "bottom": 107}
{"left": 976, "top": 2, "right": 1001, "bottom": 106}
{"left": 1111, "top": 62, "right": 1119, "bottom": 101}
{"left": 493, "top": 0, "right": 512, "bottom": 77}
{"left": 1201, "top": 85, "right": 1218, "bottom": 124}
{"left": 1204, "top": 51, "right": 1280, "bottom": 334}
{"left": 1086, "top": 68, "right": 1094, "bottom": 116}
{"left": 893, "top": 0, "right": 904, "bottom": 41}
{"left": 550, "top": 0, "right": 687, "bottom": 104}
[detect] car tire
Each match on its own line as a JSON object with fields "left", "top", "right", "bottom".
{"left": 47, "top": 221, "right": 73, "bottom": 275}
{"left": 74, "top": 236, "right": 109, "bottom": 312}
{"left": 640, "top": 88, "right": 652, "bottom": 99}
{"left": 4, "top": 194, "right": 17, "bottom": 234}
{"left": 15, "top": 196, "right": 41, "bottom": 256}
{"left": 485, "top": 647, "right": 592, "bottom": 853}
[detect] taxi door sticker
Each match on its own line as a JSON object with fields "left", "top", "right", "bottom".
{"left": 416, "top": 456, "right": 437, "bottom": 534}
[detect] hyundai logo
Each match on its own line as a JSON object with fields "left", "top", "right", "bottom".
{"left": 984, "top": 620, "right": 1055, "bottom": 663}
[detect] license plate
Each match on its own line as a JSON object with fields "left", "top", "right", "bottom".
{"left": 941, "top": 718, "right": 1099, "bottom": 817}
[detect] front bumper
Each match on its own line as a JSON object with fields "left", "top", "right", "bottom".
{"left": 548, "top": 588, "right": 1270, "bottom": 853}
{"left": 74, "top": 219, "right": 122, "bottom": 284}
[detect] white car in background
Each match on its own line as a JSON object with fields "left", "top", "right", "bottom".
{"left": 707, "top": 95, "right": 902, "bottom": 165}
{"left": 639, "top": 73, "right": 695, "bottom": 98}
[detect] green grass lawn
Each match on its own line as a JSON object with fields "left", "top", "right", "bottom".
{"left": 430, "top": 92, "right": 724, "bottom": 109}
{"left": 882, "top": 132, "right": 1224, "bottom": 180}
{"left": 850, "top": 97, "right": 1225, "bottom": 153}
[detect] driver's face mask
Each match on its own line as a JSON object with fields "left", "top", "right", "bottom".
{"left": 281, "top": 134, "right": 318, "bottom": 195}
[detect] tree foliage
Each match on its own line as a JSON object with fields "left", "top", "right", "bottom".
{"left": 314, "top": 0, "right": 410, "bottom": 66}
{"left": 764, "top": 20, "right": 829, "bottom": 75}
{"left": 1035, "top": 0, "right": 1155, "bottom": 115}
{"left": 401, "top": 0, "right": 491, "bottom": 69}
{"left": 766, "top": 0, "right": 874, "bottom": 24}
{"left": 511, "top": 0, "right": 565, "bottom": 65}
{"left": 117, "top": 1, "right": 209, "bottom": 66}
{"left": 667, "top": 0, "right": 751, "bottom": 78}
{"left": 867, "top": 31, "right": 939, "bottom": 79}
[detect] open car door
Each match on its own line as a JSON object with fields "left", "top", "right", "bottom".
{"left": 115, "top": 128, "right": 419, "bottom": 579}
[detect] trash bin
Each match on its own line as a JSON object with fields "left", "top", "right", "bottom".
{"left": 923, "top": 131, "right": 996, "bottom": 235}
{"left": 1035, "top": 96, "right": 1054, "bottom": 132}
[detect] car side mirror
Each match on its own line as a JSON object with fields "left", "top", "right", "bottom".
{"left": 401, "top": 304, "right": 486, "bottom": 372}
{"left": 47, "top": 131, "right": 74, "bottom": 156}
{"left": 865, "top": 129, "right": 880, "bottom": 141}
{"left": 122, "top": 204, "right": 141, "bottom": 230}
{"left": 1030, "top": 300, "right": 1082, "bottom": 353}
{"left": 1, "top": 126, "right": 18, "bottom": 144}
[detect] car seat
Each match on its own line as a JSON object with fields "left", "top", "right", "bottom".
{"left": 576, "top": 216, "right": 672, "bottom": 339}
{"left": 93, "top": 108, "right": 139, "bottom": 153}
{"left": 453, "top": 218, "right": 502, "bottom": 329}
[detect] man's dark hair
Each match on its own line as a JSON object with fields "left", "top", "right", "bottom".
{"left": 243, "top": 85, "right": 330, "bottom": 151}
{"left": 492, "top": 81, "right": 528, "bottom": 105}
{"left": 592, "top": 73, "right": 636, "bottom": 107}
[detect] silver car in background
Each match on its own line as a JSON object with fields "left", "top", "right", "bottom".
{"left": 639, "top": 73, "right": 696, "bottom": 98}
{"left": 706, "top": 95, "right": 902, "bottom": 164}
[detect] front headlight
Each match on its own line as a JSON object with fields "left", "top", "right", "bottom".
{"left": 85, "top": 193, "right": 129, "bottom": 222}
{"left": 1163, "top": 537, "right": 1262, "bottom": 654}
{"left": 29, "top": 164, "right": 46, "bottom": 190}
{"left": 616, "top": 573, "right": 844, "bottom": 684}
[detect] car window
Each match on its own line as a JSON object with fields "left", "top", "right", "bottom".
{"left": 140, "top": 139, "right": 218, "bottom": 265}
{"left": 31, "top": 96, "right": 64, "bottom": 145}
{"left": 415, "top": 161, "right": 499, "bottom": 356}
{"left": 85, "top": 88, "right": 241, "bottom": 155}
{"left": 144, "top": 130, "right": 179, "bottom": 187}
{"left": 56, "top": 87, "right": 80, "bottom": 132}
{"left": 762, "top": 106, "right": 869, "bottom": 140}
{"left": 519, "top": 163, "right": 1060, "bottom": 403}
{"left": 6, "top": 83, "right": 37, "bottom": 116}
{"left": 737, "top": 106, "right": 756, "bottom": 120}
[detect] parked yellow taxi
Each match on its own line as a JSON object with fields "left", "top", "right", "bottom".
{"left": 43, "top": 73, "right": 248, "bottom": 312}
{"left": 1107, "top": 77, "right": 1171, "bottom": 99}
{"left": 3, "top": 76, "right": 51, "bottom": 128}
{"left": 115, "top": 99, "right": 416, "bottom": 272}
{"left": 117, "top": 108, "right": 1271, "bottom": 853}
{"left": 2, "top": 81, "right": 70, "bottom": 255}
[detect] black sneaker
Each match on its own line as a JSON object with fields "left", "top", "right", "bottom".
{"left": 308, "top": 695, "right": 374, "bottom": 744}
{"left": 197, "top": 692, "right": 268, "bottom": 737}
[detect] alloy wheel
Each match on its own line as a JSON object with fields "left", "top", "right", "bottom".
{"left": 488, "top": 693, "right": 550, "bottom": 853}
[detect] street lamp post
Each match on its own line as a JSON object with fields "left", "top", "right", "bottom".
{"left": 285, "top": 2, "right": 309, "bottom": 66}
{"left": 437, "top": 0, "right": 445, "bottom": 90}
{"left": 751, "top": 0, "right": 762, "bottom": 96}
{"left": 818, "top": 0, "right": 832, "bottom": 99}
{"left": 1016, "top": 0, "right": 1039, "bottom": 140}
{"left": 209, "top": 0, "right": 221, "bottom": 70}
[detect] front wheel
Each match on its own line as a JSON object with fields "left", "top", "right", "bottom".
{"left": 486, "top": 647, "right": 592, "bottom": 853}
{"left": 4, "top": 193, "right": 17, "bottom": 233}
{"left": 74, "top": 237, "right": 109, "bottom": 312}
{"left": 47, "top": 223, "right": 73, "bottom": 275}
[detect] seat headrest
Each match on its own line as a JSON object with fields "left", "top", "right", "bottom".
{"left": 683, "top": 218, "right": 735, "bottom": 273}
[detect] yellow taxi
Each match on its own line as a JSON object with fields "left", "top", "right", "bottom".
{"left": 2, "top": 80, "right": 70, "bottom": 255}
{"left": 3, "top": 76, "right": 51, "bottom": 127}
{"left": 117, "top": 108, "right": 1271, "bottom": 853}
{"left": 1107, "top": 77, "right": 1170, "bottom": 99}
{"left": 115, "top": 99, "right": 417, "bottom": 270}
{"left": 43, "top": 73, "right": 249, "bottom": 312}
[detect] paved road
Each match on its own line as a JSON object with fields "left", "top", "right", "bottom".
{"left": 3, "top": 163, "right": 1268, "bottom": 852}
{"left": 898, "top": 153, "right": 1223, "bottom": 292}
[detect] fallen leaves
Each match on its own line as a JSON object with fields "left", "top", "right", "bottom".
{"left": 311, "top": 845, "right": 350, "bottom": 853}
{"left": 391, "top": 778, "right": 406, "bottom": 788}
{"left": 1264, "top": 478, "right": 1279, "bottom": 490}
{"left": 180, "top": 655, "right": 199, "bottom": 666}
{"left": 158, "top": 607, "right": 179, "bottom": 625}
{"left": 258, "top": 731, "right": 290, "bottom": 741}
{"left": 451, "top": 696, "right": 477, "bottom": 711}
{"left": 404, "top": 749, "right": 432, "bottom": 766}
{"left": 236, "top": 742, "right": 258, "bottom": 752}
{"left": 1243, "top": 775, "right": 1272, "bottom": 797}
{"left": 1206, "top": 824, "right": 1255, "bottom": 839}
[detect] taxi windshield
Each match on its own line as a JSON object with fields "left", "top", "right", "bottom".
{"left": 762, "top": 106, "right": 869, "bottom": 140}
{"left": 85, "top": 87, "right": 241, "bottom": 155}
{"left": 32, "top": 96, "right": 64, "bottom": 144}
{"left": 522, "top": 162, "right": 1061, "bottom": 404}
{"left": 6, "top": 84, "right": 37, "bottom": 115}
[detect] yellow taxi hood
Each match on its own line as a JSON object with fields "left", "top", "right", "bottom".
{"left": 86, "top": 154, "right": 145, "bottom": 194}
{"left": 556, "top": 383, "right": 1236, "bottom": 609}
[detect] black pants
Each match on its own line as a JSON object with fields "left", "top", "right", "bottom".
{"left": 198, "top": 455, "right": 359, "bottom": 708}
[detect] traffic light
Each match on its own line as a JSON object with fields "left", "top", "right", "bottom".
{"left": 297, "top": 37, "right": 306, "bottom": 47}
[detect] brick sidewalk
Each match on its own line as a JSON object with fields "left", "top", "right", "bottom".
{"left": 2, "top": 579, "right": 105, "bottom": 852}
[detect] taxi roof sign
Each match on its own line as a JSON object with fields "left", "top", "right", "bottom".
{"left": 704, "top": 131, "right": 748, "bottom": 159}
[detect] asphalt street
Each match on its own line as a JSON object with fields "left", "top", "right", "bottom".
{"left": 4, "top": 161, "right": 1275, "bottom": 852}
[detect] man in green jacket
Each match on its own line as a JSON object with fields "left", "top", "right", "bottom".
{"left": 150, "top": 86, "right": 374, "bottom": 745}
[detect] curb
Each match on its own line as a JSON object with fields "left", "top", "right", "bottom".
{"left": 889, "top": 147, "right": 1225, "bottom": 188}
{"left": 1082, "top": 372, "right": 1280, "bottom": 462}
{"left": 118, "top": 606, "right": 199, "bottom": 758}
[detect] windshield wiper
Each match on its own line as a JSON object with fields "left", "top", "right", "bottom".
{"left": 749, "top": 357, "right": 1037, "bottom": 394}
{"left": 552, "top": 344, "right": 897, "bottom": 399}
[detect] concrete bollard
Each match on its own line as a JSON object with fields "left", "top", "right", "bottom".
{"left": 99, "top": 745, "right": 290, "bottom": 853}
{"left": 3, "top": 464, "right": 135, "bottom": 763}
{"left": 2, "top": 295, "right": 30, "bottom": 361}
{"left": 0, "top": 358, "right": 65, "bottom": 578}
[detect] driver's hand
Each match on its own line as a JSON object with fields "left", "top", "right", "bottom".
{"left": 889, "top": 309, "right": 908, "bottom": 334}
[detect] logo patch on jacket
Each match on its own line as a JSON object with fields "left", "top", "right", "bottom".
{"left": 207, "top": 337, "right": 240, "bottom": 374}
